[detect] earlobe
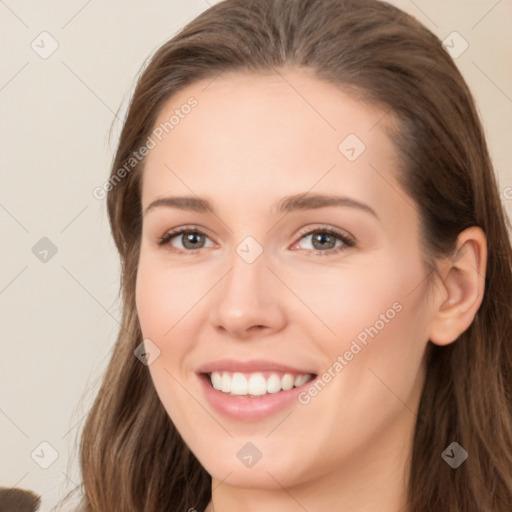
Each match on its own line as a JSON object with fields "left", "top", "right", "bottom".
{"left": 428, "top": 227, "right": 487, "bottom": 346}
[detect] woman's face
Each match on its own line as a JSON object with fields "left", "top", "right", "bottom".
{"left": 136, "top": 69, "right": 434, "bottom": 493}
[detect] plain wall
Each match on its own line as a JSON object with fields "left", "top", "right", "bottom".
{"left": 1, "top": 1, "right": 511, "bottom": 510}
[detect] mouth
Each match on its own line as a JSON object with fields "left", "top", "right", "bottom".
{"left": 202, "top": 370, "right": 317, "bottom": 398}
{"left": 196, "top": 359, "right": 319, "bottom": 420}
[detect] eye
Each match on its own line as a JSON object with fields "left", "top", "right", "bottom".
{"left": 157, "top": 224, "right": 356, "bottom": 257}
{"left": 157, "top": 226, "right": 214, "bottom": 253}
{"left": 291, "top": 226, "right": 355, "bottom": 256}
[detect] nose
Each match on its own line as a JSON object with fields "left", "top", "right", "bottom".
{"left": 208, "top": 248, "right": 287, "bottom": 340}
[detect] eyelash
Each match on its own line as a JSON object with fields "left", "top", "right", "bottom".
{"left": 156, "top": 224, "right": 356, "bottom": 257}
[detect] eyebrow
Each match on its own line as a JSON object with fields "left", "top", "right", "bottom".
{"left": 143, "top": 193, "right": 379, "bottom": 219}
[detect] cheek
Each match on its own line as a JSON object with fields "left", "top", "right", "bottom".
{"left": 135, "top": 265, "right": 166, "bottom": 338}
{"left": 313, "top": 257, "right": 430, "bottom": 424}
{"left": 135, "top": 256, "right": 204, "bottom": 339}
{"left": 135, "top": 258, "right": 200, "bottom": 427}
{"left": 290, "top": 251, "right": 421, "bottom": 345}
{"left": 306, "top": 247, "right": 430, "bottom": 401}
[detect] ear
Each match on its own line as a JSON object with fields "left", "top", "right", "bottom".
{"left": 428, "top": 226, "right": 487, "bottom": 346}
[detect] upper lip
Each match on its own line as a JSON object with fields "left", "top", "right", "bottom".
{"left": 196, "top": 358, "right": 316, "bottom": 375}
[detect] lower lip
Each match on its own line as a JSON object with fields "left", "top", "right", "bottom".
{"left": 198, "top": 373, "right": 316, "bottom": 421}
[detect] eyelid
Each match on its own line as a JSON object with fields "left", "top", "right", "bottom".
{"left": 295, "top": 224, "right": 356, "bottom": 246}
{"left": 156, "top": 224, "right": 215, "bottom": 251}
{"left": 291, "top": 225, "right": 356, "bottom": 256}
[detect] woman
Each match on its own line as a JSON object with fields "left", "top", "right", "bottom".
{"left": 61, "top": 0, "right": 512, "bottom": 510}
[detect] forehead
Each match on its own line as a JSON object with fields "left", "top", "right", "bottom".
{"left": 141, "top": 69, "right": 404, "bottom": 219}
{"left": 148, "top": 68, "right": 394, "bottom": 155}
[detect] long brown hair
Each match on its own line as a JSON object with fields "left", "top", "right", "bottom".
{"left": 59, "top": 0, "right": 512, "bottom": 510}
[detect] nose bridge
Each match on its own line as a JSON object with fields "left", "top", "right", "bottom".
{"left": 209, "top": 234, "right": 286, "bottom": 336}
{"left": 221, "top": 219, "right": 269, "bottom": 292}
{"left": 222, "top": 238, "right": 270, "bottom": 311}
{"left": 232, "top": 239, "right": 266, "bottom": 291}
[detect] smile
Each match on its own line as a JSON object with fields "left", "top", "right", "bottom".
{"left": 208, "top": 371, "right": 315, "bottom": 397}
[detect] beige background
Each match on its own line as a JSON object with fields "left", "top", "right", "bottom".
{"left": 1, "top": 1, "right": 510, "bottom": 510}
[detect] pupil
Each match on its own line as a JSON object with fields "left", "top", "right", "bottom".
{"left": 184, "top": 232, "right": 203, "bottom": 249}
{"left": 313, "top": 233, "right": 334, "bottom": 250}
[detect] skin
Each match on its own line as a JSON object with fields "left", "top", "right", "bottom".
{"left": 135, "top": 68, "right": 487, "bottom": 512}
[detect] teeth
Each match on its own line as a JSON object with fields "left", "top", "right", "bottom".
{"left": 208, "top": 371, "right": 314, "bottom": 396}
{"left": 266, "top": 374, "right": 281, "bottom": 394}
{"left": 221, "top": 372, "right": 230, "bottom": 393}
{"left": 281, "top": 374, "right": 294, "bottom": 391}
{"left": 294, "top": 374, "right": 310, "bottom": 387}
{"left": 248, "top": 373, "right": 267, "bottom": 396}
{"left": 231, "top": 373, "right": 248, "bottom": 395}
{"left": 211, "top": 371, "right": 222, "bottom": 390}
